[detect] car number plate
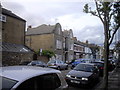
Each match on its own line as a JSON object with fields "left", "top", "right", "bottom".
{"left": 71, "top": 80, "right": 80, "bottom": 84}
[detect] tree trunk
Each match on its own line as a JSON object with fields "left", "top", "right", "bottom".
{"left": 102, "top": 16, "right": 109, "bottom": 89}
{"left": 103, "top": 34, "right": 109, "bottom": 90}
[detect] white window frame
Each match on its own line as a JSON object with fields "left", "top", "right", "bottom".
{"left": 0, "top": 14, "right": 6, "bottom": 22}
{"left": 56, "top": 40, "right": 62, "bottom": 49}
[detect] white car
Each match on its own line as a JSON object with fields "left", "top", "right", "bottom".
{"left": 0, "top": 66, "right": 68, "bottom": 90}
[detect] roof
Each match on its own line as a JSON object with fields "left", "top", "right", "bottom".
{"left": 26, "top": 24, "right": 56, "bottom": 35}
{"left": 2, "top": 8, "right": 26, "bottom": 22}
{"left": 0, "top": 66, "right": 61, "bottom": 81}
{"left": 0, "top": 42, "right": 33, "bottom": 53}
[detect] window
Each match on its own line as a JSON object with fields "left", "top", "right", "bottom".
{"left": 1, "top": 76, "right": 18, "bottom": 90}
{"left": 56, "top": 40, "right": 62, "bottom": 49}
{"left": 0, "top": 14, "right": 6, "bottom": 22}
{"left": 58, "top": 27, "right": 61, "bottom": 34}
{"left": 70, "top": 43, "right": 73, "bottom": 50}
{"left": 16, "top": 73, "right": 61, "bottom": 90}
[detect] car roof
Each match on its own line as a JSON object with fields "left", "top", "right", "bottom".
{"left": 91, "top": 61, "right": 104, "bottom": 63}
{"left": 78, "top": 63, "right": 95, "bottom": 66}
{"left": 0, "top": 66, "right": 61, "bottom": 82}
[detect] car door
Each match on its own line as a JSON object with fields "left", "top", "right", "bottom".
{"left": 59, "top": 60, "right": 65, "bottom": 69}
{"left": 16, "top": 73, "right": 61, "bottom": 90}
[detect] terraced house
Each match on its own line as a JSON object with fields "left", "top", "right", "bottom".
{"left": 63, "top": 29, "right": 74, "bottom": 63}
{"left": 26, "top": 23, "right": 64, "bottom": 62}
{"left": 0, "top": 6, "right": 33, "bottom": 66}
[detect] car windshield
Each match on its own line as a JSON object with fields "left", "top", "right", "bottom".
{"left": 0, "top": 76, "right": 18, "bottom": 90}
{"left": 73, "top": 64, "right": 94, "bottom": 72}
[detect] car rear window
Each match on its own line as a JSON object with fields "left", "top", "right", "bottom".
{"left": 0, "top": 76, "right": 18, "bottom": 90}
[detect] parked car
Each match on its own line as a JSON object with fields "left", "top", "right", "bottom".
{"left": 65, "top": 63, "right": 99, "bottom": 86}
{"left": 0, "top": 66, "right": 68, "bottom": 90}
{"left": 71, "top": 60, "right": 86, "bottom": 69}
{"left": 108, "top": 60, "right": 115, "bottom": 71}
{"left": 91, "top": 61, "right": 104, "bottom": 76}
{"left": 103, "top": 60, "right": 115, "bottom": 71}
{"left": 47, "top": 59, "right": 68, "bottom": 70}
{"left": 28, "top": 60, "right": 47, "bottom": 67}
{"left": 109, "top": 59, "right": 118, "bottom": 68}
{"left": 19, "top": 61, "right": 31, "bottom": 65}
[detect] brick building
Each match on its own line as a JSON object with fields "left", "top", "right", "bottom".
{"left": 63, "top": 29, "right": 74, "bottom": 63}
{"left": 26, "top": 23, "right": 64, "bottom": 62}
{"left": 0, "top": 7, "right": 34, "bottom": 66}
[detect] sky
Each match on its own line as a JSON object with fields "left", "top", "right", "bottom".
{"left": 1, "top": 0, "right": 105, "bottom": 45}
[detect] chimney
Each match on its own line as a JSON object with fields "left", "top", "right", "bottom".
{"left": 73, "top": 37, "right": 77, "bottom": 41}
{"left": 28, "top": 25, "right": 32, "bottom": 28}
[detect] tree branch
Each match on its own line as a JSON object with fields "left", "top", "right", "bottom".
{"left": 109, "top": 25, "right": 120, "bottom": 46}
{"left": 95, "top": 0, "right": 104, "bottom": 24}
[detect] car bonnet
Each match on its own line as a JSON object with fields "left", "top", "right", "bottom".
{"left": 68, "top": 70, "right": 92, "bottom": 77}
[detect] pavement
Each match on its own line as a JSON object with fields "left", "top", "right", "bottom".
{"left": 95, "top": 61, "right": 120, "bottom": 90}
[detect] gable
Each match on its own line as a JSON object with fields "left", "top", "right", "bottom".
{"left": 54, "top": 23, "right": 62, "bottom": 35}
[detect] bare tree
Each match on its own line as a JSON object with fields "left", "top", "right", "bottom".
{"left": 83, "top": 1, "right": 120, "bottom": 89}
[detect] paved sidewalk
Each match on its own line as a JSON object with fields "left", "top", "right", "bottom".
{"left": 95, "top": 62, "right": 120, "bottom": 90}
{"left": 108, "top": 63, "right": 120, "bottom": 90}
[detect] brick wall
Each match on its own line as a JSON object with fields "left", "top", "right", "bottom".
{"left": 37, "top": 55, "right": 49, "bottom": 63}
{"left": 2, "top": 52, "right": 33, "bottom": 66}
{"left": 26, "top": 34, "right": 54, "bottom": 51}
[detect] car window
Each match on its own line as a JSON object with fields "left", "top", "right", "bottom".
{"left": 59, "top": 60, "right": 63, "bottom": 64}
{"left": 74, "top": 64, "right": 94, "bottom": 72}
{"left": 48, "top": 60, "right": 56, "bottom": 64}
{"left": 16, "top": 73, "right": 61, "bottom": 90}
{"left": 57, "top": 60, "right": 60, "bottom": 64}
{"left": 33, "top": 61, "right": 42, "bottom": 64}
{"left": 1, "top": 76, "right": 18, "bottom": 90}
{"left": 39, "top": 73, "right": 61, "bottom": 89}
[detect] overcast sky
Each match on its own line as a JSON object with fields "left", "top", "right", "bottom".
{"left": 1, "top": 0, "right": 105, "bottom": 45}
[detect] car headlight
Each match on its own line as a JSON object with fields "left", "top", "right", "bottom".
{"left": 82, "top": 77, "right": 88, "bottom": 81}
{"left": 66, "top": 74, "right": 71, "bottom": 78}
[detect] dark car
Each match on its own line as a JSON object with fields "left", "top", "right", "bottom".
{"left": 91, "top": 61, "right": 104, "bottom": 76}
{"left": 65, "top": 63, "right": 99, "bottom": 86}
{"left": 19, "top": 61, "right": 31, "bottom": 65}
{"left": 47, "top": 59, "right": 68, "bottom": 70}
{"left": 28, "top": 60, "right": 47, "bottom": 67}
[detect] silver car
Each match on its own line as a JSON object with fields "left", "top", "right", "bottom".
{"left": 0, "top": 66, "right": 68, "bottom": 90}
{"left": 47, "top": 59, "right": 68, "bottom": 70}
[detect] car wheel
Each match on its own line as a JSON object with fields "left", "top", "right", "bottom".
{"left": 65, "top": 66, "right": 68, "bottom": 70}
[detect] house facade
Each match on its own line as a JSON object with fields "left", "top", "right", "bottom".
{"left": 84, "top": 41, "right": 101, "bottom": 61}
{"left": 2, "top": 8, "right": 26, "bottom": 44}
{"left": 73, "top": 37, "right": 85, "bottom": 60}
{"left": 63, "top": 29, "right": 74, "bottom": 63}
{"left": 1, "top": 7, "right": 33, "bottom": 66}
{"left": 26, "top": 23, "right": 64, "bottom": 62}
